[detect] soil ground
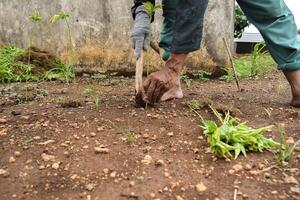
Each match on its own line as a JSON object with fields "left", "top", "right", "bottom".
{"left": 0, "top": 72, "right": 299, "bottom": 200}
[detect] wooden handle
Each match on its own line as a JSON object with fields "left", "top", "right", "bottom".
{"left": 135, "top": 51, "right": 144, "bottom": 94}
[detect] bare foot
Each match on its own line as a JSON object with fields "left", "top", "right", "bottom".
{"left": 283, "top": 70, "right": 300, "bottom": 107}
{"left": 160, "top": 82, "right": 183, "bottom": 101}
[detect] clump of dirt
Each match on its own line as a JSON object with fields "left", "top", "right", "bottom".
{"left": 16, "top": 46, "right": 62, "bottom": 76}
{"left": 59, "top": 98, "right": 83, "bottom": 108}
{"left": 190, "top": 97, "right": 241, "bottom": 116}
{"left": 0, "top": 83, "right": 48, "bottom": 107}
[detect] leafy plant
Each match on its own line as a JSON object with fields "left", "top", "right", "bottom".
{"left": 44, "top": 62, "right": 75, "bottom": 81}
{"left": 143, "top": 2, "right": 162, "bottom": 18}
{"left": 275, "top": 124, "right": 300, "bottom": 165}
{"left": 197, "top": 106, "right": 280, "bottom": 159}
{"left": 93, "top": 96, "right": 100, "bottom": 109}
{"left": 234, "top": 5, "right": 250, "bottom": 39}
{"left": 125, "top": 131, "right": 136, "bottom": 143}
{"left": 83, "top": 87, "right": 97, "bottom": 96}
{"left": 193, "top": 70, "right": 211, "bottom": 81}
{"left": 221, "top": 44, "right": 276, "bottom": 80}
{"left": 50, "top": 12, "right": 74, "bottom": 60}
{"left": 29, "top": 9, "right": 42, "bottom": 22}
{"left": 298, "top": 29, "right": 300, "bottom": 34}
{"left": 0, "top": 45, "right": 36, "bottom": 83}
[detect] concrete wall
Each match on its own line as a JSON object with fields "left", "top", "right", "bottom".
{"left": 0, "top": 0, "right": 234, "bottom": 66}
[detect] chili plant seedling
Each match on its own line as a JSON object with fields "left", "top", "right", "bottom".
{"left": 275, "top": 124, "right": 300, "bottom": 165}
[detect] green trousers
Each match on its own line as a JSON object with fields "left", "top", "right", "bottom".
{"left": 237, "top": 0, "right": 300, "bottom": 71}
{"left": 159, "top": 0, "right": 179, "bottom": 61}
{"left": 160, "top": 0, "right": 300, "bottom": 71}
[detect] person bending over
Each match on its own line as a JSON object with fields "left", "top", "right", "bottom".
{"left": 131, "top": 0, "right": 300, "bottom": 107}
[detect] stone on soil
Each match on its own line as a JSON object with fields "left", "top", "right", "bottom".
{"left": 196, "top": 182, "right": 207, "bottom": 192}
{"left": 41, "top": 153, "right": 55, "bottom": 162}
{"left": 94, "top": 147, "right": 109, "bottom": 154}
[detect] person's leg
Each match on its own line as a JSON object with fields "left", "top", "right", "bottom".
{"left": 159, "top": 0, "right": 179, "bottom": 61}
{"left": 144, "top": 0, "right": 208, "bottom": 103}
{"left": 237, "top": 0, "right": 300, "bottom": 106}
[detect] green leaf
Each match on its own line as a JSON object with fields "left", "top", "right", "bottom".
{"left": 29, "top": 9, "right": 42, "bottom": 22}
{"left": 50, "top": 12, "right": 70, "bottom": 24}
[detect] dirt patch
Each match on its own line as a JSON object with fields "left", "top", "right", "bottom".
{"left": 16, "top": 46, "right": 62, "bottom": 76}
{"left": 0, "top": 72, "right": 299, "bottom": 200}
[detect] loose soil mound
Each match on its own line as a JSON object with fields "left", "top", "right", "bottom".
{"left": 16, "top": 46, "right": 62, "bottom": 76}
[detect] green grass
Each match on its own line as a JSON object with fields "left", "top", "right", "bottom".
{"left": 221, "top": 43, "right": 277, "bottom": 80}
{"left": 275, "top": 124, "right": 300, "bottom": 165}
{"left": 0, "top": 45, "right": 37, "bottom": 83}
{"left": 0, "top": 45, "right": 74, "bottom": 83}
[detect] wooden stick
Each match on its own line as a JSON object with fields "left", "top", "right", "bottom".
{"left": 135, "top": 51, "right": 144, "bottom": 95}
{"left": 223, "top": 37, "right": 241, "bottom": 91}
{"left": 135, "top": 51, "right": 148, "bottom": 107}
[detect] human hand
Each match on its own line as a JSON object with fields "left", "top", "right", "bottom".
{"left": 131, "top": 5, "right": 151, "bottom": 60}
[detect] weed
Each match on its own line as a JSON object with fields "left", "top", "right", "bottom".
{"left": 275, "top": 124, "right": 300, "bottom": 165}
{"left": 44, "top": 62, "right": 75, "bottom": 81}
{"left": 195, "top": 106, "right": 280, "bottom": 159}
{"left": 193, "top": 70, "right": 211, "bottom": 81}
{"left": 264, "top": 108, "right": 272, "bottom": 119}
{"left": 221, "top": 45, "right": 276, "bottom": 81}
{"left": 93, "top": 96, "right": 100, "bottom": 109}
{"left": 0, "top": 45, "right": 36, "bottom": 82}
{"left": 181, "top": 75, "right": 192, "bottom": 87}
{"left": 143, "top": 2, "right": 162, "bottom": 17}
{"left": 124, "top": 131, "right": 136, "bottom": 143}
{"left": 188, "top": 99, "right": 200, "bottom": 112}
{"left": 83, "top": 87, "right": 97, "bottom": 96}
{"left": 50, "top": 12, "right": 72, "bottom": 52}
{"left": 109, "top": 120, "right": 136, "bottom": 144}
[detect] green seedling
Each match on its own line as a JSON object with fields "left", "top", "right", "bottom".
{"left": 275, "top": 124, "right": 300, "bottom": 165}
{"left": 125, "top": 131, "right": 136, "bottom": 143}
{"left": 264, "top": 108, "right": 272, "bottom": 119}
{"left": 188, "top": 99, "right": 200, "bottom": 112}
{"left": 50, "top": 12, "right": 72, "bottom": 49}
{"left": 44, "top": 62, "right": 75, "bottom": 82}
{"left": 108, "top": 120, "right": 136, "bottom": 144}
{"left": 143, "top": 2, "right": 162, "bottom": 17}
{"left": 29, "top": 9, "right": 42, "bottom": 22}
{"left": 83, "top": 87, "right": 97, "bottom": 96}
{"left": 193, "top": 70, "right": 211, "bottom": 81}
{"left": 196, "top": 106, "right": 280, "bottom": 159}
{"left": 50, "top": 12, "right": 74, "bottom": 62}
{"left": 93, "top": 96, "right": 100, "bottom": 109}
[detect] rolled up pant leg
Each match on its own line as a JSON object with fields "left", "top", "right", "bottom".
{"left": 237, "top": 0, "right": 300, "bottom": 71}
{"left": 170, "top": 0, "right": 208, "bottom": 54}
{"left": 159, "top": 0, "right": 179, "bottom": 61}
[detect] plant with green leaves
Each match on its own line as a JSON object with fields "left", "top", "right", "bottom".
{"left": 28, "top": 10, "right": 42, "bottom": 48}
{"left": 298, "top": 29, "right": 300, "bottom": 34}
{"left": 0, "top": 45, "right": 36, "bottom": 83}
{"left": 44, "top": 62, "right": 74, "bottom": 81}
{"left": 49, "top": 12, "right": 76, "bottom": 81}
{"left": 93, "top": 96, "right": 100, "bottom": 109}
{"left": 50, "top": 12, "right": 74, "bottom": 58}
{"left": 143, "top": 1, "right": 162, "bottom": 18}
{"left": 234, "top": 5, "right": 250, "bottom": 39}
{"left": 194, "top": 105, "right": 280, "bottom": 159}
{"left": 221, "top": 44, "right": 276, "bottom": 81}
{"left": 29, "top": 9, "right": 42, "bottom": 22}
{"left": 275, "top": 124, "right": 300, "bottom": 165}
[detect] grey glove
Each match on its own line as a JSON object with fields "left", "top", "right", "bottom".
{"left": 131, "top": 5, "right": 151, "bottom": 60}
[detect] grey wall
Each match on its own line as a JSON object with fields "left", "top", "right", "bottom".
{"left": 0, "top": 0, "right": 234, "bottom": 66}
